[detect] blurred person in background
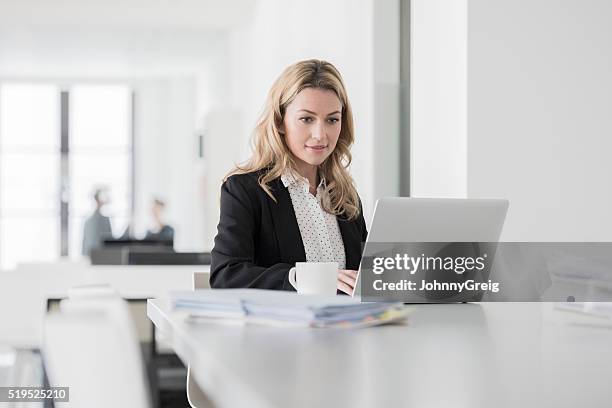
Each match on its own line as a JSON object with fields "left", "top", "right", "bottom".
{"left": 82, "top": 188, "right": 113, "bottom": 256}
{"left": 144, "top": 198, "right": 175, "bottom": 243}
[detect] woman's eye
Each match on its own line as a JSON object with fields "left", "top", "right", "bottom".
{"left": 299, "top": 117, "right": 313, "bottom": 123}
{"left": 327, "top": 118, "right": 340, "bottom": 124}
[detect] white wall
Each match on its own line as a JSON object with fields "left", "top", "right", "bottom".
{"left": 132, "top": 77, "right": 201, "bottom": 250}
{"left": 0, "top": 27, "right": 227, "bottom": 78}
{"left": 410, "top": 0, "right": 468, "bottom": 198}
{"left": 468, "top": 0, "right": 612, "bottom": 241}
{"left": 412, "top": 0, "right": 612, "bottom": 241}
{"left": 201, "top": 108, "right": 244, "bottom": 250}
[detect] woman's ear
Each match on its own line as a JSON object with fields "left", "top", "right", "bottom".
{"left": 278, "top": 123, "right": 286, "bottom": 135}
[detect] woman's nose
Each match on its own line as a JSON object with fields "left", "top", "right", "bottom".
{"left": 311, "top": 123, "right": 325, "bottom": 141}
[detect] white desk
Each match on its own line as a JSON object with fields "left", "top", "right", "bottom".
{"left": 148, "top": 299, "right": 612, "bottom": 408}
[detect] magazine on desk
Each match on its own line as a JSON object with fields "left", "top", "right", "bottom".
{"left": 170, "top": 289, "right": 412, "bottom": 329}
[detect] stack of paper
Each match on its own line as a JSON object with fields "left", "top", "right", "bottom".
{"left": 172, "top": 290, "right": 244, "bottom": 319}
{"left": 170, "top": 289, "right": 410, "bottom": 329}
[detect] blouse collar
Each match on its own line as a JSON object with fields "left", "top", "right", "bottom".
{"left": 280, "top": 169, "right": 326, "bottom": 194}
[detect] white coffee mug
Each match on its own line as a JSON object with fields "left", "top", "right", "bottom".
{"left": 288, "top": 262, "right": 338, "bottom": 295}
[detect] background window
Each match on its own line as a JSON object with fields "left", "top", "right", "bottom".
{"left": 0, "top": 84, "right": 61, "bottom": 270}
{"left": 0, "top": 83, "right": 133, "bottom": 269}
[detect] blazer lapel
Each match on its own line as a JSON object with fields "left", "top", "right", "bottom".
{"left": 270, "top": 179, "right": 307, "bottom": 263}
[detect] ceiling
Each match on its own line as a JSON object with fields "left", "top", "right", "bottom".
{"left": 0, "top": 0, "right": 256, "bottom": 30}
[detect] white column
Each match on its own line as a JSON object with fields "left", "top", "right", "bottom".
{"left": 410, "top": 0, "right": 468, "bottom": 198}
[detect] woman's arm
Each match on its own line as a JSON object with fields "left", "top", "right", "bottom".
{"left": 210, "top": 176, "right": 295, "bottom": 290}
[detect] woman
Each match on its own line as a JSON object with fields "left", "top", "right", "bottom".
{"left": 210, "top": 59, "right": 367, "bottom": 295}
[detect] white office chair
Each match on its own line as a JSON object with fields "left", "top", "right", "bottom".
{"left": 43, "top": 288, "right": 152, "bottom": 408}
{"left": 186, "top": 272, "right": 215, "bottom": 408}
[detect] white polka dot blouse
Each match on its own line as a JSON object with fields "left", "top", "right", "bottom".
{"left": 281, "top": 171, "right": 346, "bottom": 269}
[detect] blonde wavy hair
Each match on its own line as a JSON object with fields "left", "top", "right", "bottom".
{"left": 228, "top": 59, "right": 361, "bottom": 220}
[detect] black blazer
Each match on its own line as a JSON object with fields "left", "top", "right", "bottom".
{"left": 210, "top": 171, "right": 368, "bottom": 290}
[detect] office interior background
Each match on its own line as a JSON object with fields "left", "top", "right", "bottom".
{"left": 1, "top": 0, "right": 611, "bottom": 405}
{"left": 2, "top": 0, "right": 611, "bottom": 269}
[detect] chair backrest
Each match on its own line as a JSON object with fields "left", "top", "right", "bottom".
{"left": 47, "top": 298, "right": 152, "bottom": 345}
{"left": 43, "top": 293, "right": 152, "bottom": 408}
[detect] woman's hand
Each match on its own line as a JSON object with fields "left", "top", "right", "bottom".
{"left": 337, "top": 269, "right": 358, "bottom": 295}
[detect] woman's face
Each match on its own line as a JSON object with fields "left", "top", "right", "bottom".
{"left": 282, "top": 88, "right": 342, "bottom": 169}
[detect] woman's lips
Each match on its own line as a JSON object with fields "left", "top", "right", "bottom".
{"left": 305, "top": 145, "right": 327, "bottom": 152}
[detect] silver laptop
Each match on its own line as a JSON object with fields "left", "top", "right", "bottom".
{"left": 353, "top": 197, "right": 509, "bottom": 298}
